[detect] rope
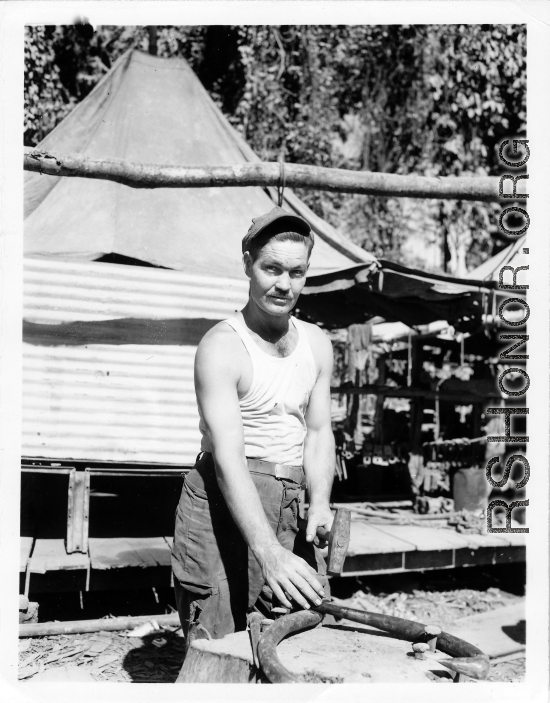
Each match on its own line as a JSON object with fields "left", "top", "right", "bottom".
{"left": 277, "top": 153, "right": 286, "bottom": 206}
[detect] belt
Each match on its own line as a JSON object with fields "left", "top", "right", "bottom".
{"left": 246, "top": 457, "right": 305, "bottom": 487}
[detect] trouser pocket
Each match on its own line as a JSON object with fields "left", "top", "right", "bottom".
{"left": 172, "top": 470, "right": 248, "bottom": 597}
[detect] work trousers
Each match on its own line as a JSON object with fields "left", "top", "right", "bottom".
{"left": 171, "top": 452, "right": 328, "bottom": 660}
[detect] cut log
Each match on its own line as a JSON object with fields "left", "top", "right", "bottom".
{"left": 177, "top": 640, "right": 255, "bottom": 683}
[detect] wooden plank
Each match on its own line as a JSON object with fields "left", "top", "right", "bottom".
{"left": 347, "top": 521, "right": 415, "bottom": 555}
{"left": 502, "top": 531, "right": 528, "bottom": 547}
{"left": 405, "top": 549, "right": 453, "bottom": 571}
{"left": 494, "top": 546, "right": 526, "bottom": 564}
{"left": 372, "top": 524, "right": 471, "bottom": 551}
{"left": 343, "top": 552, "right": 404, "bottom": 575}
{"left": 457, "top": 532, "right": 513, "bottom": 549}
{"left": 20, "top": 537, "right": 34, "bottom": 573}
{"left": 28, "top": 539, "right": 89, "bottom": 573}
{"left": 89, "top": 537, "right": 171, "bottom": 570}
{"left": 446, "top": 601, "right": 525, "bottom": 658}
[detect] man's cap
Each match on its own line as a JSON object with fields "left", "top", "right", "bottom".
{"left": 242, "top": 206, "right": 312, "bottom": 254}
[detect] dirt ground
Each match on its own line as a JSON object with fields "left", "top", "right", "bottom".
{"left": 19, "top": 565, "right": 525, "bottom": 684}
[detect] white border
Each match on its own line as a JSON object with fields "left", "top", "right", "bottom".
{"left": 1, "top": 3, "right": 549, "bottom": 702}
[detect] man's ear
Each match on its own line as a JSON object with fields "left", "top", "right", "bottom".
{"left": 243, "top": 251, "right": 252, "bottom": 279}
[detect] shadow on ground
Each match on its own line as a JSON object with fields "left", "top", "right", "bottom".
{"left": 122, "top": 633, "right": 185, "bottom": 683}
{"left": 502, "top": 619, "right": 525, "bottom": 645}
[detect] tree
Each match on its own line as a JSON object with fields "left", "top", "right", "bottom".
{"left": 24, "top": 24, "right": 526, "bottom": 273}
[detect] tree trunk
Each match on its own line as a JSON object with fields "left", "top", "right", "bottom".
{"left": 24, "top": 148, "right": 500, "bottom": 202}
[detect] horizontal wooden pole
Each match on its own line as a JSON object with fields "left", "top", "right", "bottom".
{"left": 331, "top": 385, "right": 501, "bottom": 402}
{"left": 20, "top": 612, "right": 180, "bottom": 637}
{"left": 24, "top": 148, "right": 499, "bottom": 202}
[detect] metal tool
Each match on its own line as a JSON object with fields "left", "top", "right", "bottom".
{"left": 257, "top": 602, "right": 491, "bottom": 683}
{"left": 247, "top": 611, "right": 263, "bottom": 669}
{"left": 298, "top": 507, "right": 351, "bottom": 575}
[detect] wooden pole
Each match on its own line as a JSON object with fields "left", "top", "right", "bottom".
{"left": 20, "top": 613, "right": 180, "bottom": 638}
{"left": 330, "top": 385, "right": 501, "bottom": 403}
{"left": 408, "top": 339, "right": 426, "bottom": 491}
{"left": 24, "top": 148, "right": 500, "bottom": 202}
{"left": 147, "top": 26, "right": 158, "bottom": 56}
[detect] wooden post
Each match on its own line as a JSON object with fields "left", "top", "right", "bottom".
{"left": 408, "top": 339, "right": 425, "bottom": 491}
{"left": 373, "top": 354, "right": 386, "bottom": 445}
{"left": 147, "top": 27, "right": 158, "bottom": 56}
{"left": 66, "top": 469, "right": 90, "bottom": 554}
{"left": 345, "top": 369, "right": 362, "bottom": 441}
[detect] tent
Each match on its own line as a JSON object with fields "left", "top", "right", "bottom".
{"left": 25, "top": 49, "right": 370, "bottom": 277}
{"left": 466, "top": 235, "right": 527, "bottom": 283}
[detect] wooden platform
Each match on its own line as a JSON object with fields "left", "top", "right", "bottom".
{"left": 342, "top": 519, "right": 526, "bottom": 576}
{"left": 89, "top": 536, "right": 173, "bottom": 570}
{"left": 20, "top": 521, "right": 525, "bottom": 593}
{"left": 23, "top": 538, "right": 90, "bottom": 595}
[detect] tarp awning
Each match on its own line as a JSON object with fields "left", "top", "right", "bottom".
{"left": 298, "top": 259, "right": 498, "bottom": 330}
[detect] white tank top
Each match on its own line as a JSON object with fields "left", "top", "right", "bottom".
{"left": 199, "top": 316, "right": 318, "bottom": 465}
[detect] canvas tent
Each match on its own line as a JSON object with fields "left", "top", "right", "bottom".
{"left": 465, "top": 235, "right": 527, "bottom": 283}
{"left": 25, "top": 50, "right": 370, "bottom": 277}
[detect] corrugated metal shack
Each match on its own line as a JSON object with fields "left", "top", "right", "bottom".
{"left": 23, "top": 258, "right": 248, "bottom": 466}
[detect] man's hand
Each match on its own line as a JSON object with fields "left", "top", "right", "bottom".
{"left": 305, "top": 504, "right": 334, "bottom": 547}
{"left": 258, "top": 543, "right": 325, "bottom": 610}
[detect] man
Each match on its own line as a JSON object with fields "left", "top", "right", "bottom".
{"left": 171, "top": 206, "right": 336, "bottom": 654}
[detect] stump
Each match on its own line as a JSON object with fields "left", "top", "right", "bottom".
{"left": 177, "top": 637, "right": 255, "bottom": 683}
{"left": 177, "top": 622, "right": 456, "bottom": 683}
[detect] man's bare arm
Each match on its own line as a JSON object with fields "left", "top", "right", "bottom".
{"left": 303, "top": 325, "right": 336, "bottom": 542}
{"left": 195, "top": 325, "right": 325, "bottom": 609}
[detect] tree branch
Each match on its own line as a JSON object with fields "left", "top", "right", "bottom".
{"left": 24, "top": 147, "right": 500, "bottom": 202}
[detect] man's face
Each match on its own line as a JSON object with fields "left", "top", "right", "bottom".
{"left": 243, "top": 239, "right": 310, "bottom": 317}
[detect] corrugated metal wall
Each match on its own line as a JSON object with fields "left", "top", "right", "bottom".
{"left": 23, "top": 258, "right": 249, "bottom": 465}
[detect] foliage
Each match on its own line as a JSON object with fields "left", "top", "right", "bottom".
{"left": 24, "top": 24, "right": 526, "bottom": 273}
